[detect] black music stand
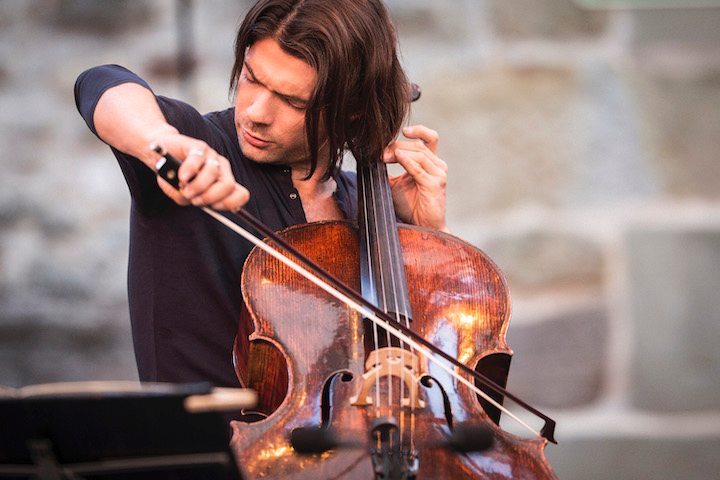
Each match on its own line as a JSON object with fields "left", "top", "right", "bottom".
{"left": 0, "top": 382, "right": 246, "bottom": 480}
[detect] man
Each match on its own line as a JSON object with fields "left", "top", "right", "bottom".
{"left": 74, "top": 0, "right": 448, "bottom": 396}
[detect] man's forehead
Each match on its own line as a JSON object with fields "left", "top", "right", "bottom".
{"left": 244, "top": 38, "right": 317, "bottom": 100}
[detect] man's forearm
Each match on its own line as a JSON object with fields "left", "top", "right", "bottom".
{"left": 93, "top": 82, "right": 179, "bottom": 170}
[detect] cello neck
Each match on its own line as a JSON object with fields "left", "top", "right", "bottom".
{"left": 357, "top": 161, "right": 413, "bottom": 322}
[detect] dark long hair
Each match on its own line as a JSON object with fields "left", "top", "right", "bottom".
{"left": 230, "top": 0, "right": 410, "bottom": 180}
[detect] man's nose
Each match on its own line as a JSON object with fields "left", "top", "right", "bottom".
{"left": 246, "top": 90, "right": 274, "bottom": 126}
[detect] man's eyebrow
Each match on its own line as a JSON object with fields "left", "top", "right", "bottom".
{"left": 244, "top": 61, "right": 310, "bottom": 106}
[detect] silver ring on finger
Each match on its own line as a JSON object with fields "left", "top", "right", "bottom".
{"left": 188, "top": 149, "right": 205, "bottom": 157}
{"left": 205, "top": 158, "right": 220, "bottom": 168}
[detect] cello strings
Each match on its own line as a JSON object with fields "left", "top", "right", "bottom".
{"left": 368, "top": 162, "right": 412, "bottom": 434}
{"left": 369, "top": 164, "right": 394, "bottom": 412}
{"left": 374, "top": 163, "right": 413, "bottom": 448}
{"left": 373, "top": 162, "right": 416, "bottom": 451}
{"left": 360, "top": 167, "right": 384, "bottom": 416}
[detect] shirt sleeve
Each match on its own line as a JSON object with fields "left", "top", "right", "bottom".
{"left": 74, "top": 64, "right": 153, "bottom": 137}
{"left": 73, "top": 64, "right": 225, "bottom": 215}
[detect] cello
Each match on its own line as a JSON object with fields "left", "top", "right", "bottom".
{"left": 217, "top": 155, "right": 558, "bottom": 478}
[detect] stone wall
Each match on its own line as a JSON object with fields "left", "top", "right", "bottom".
{"left": 1, "top": 0, "right": 719, "bottom": 478}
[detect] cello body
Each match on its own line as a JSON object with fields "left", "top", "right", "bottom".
{"left": 230, "top": 220, "right": 556, "bottom": 479}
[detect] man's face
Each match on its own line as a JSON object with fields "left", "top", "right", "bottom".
{"left": 234, "top": 37, "right": 318, "bottom": 171}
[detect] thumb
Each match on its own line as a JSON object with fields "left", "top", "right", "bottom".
{"left": 157, "top": 176, "right": 190, "bottom": 206}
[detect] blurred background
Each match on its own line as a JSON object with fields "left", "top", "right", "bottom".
{"left": 1, "top": 0, "right": 720, "bottom": 477}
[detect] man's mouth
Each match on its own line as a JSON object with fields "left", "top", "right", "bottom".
{"left": 242, "top": 128, "right": 271, "bottom": 148}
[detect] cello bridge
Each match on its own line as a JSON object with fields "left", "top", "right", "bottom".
{"left": 350, "top": 347, "right": 425, "bottom": 409}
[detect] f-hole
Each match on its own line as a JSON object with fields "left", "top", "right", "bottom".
{"left": 321, "top": 371, "right": 354, "bottom": 426}
{"left": 474, "top": 352, "right": 512, "bottom": 426}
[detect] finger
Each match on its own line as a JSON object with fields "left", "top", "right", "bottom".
{"left": 385, "top": 133, "right": 446, "bottom": 174}
{"left": 209, "top": 184, "right": 251, "bottom": 211}
{"left": 402, "top": 125, "right": 439, "bottom": 154}
{"left": 191, "top": 178, "right": 249, "bottom": 210}
{"left": 157, "top": 176, "right": 191, "bottom": 205}
{"left": 183, "top": 156, "right": 224, "bottom": 199}
{"left": 389, "top": 145, "right": 447, "bottom": 179}
{"left": 393, "top": 149, "right": 442, "bottom": 187}
{"left": 190, "top": 178, "right": 235, "bottom": 206}
{"left": 177, "top": 148, "right": 208, "bottom": 184}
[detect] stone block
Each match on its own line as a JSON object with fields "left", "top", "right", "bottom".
{"left": 488, "top": 0, "right": 610, "bottom": 40}
{"left": 545, "top": 435, "right": 720, "bottom": 480}
{"left": 484, "top": 230, "right": 605, "bottom": 292}
{"left": 631, "top": 71, "right": 720, "bottom": 198}
{"left": 0, "top": 314, "right": 137, "bottom": 388}
{"left": 51, "top": 0, "right": 156, "bottom": 35}
{"left": 626, "top": 226, "right": 720, "bottom": 411}
{"left": 505, "top": 304, "right": 609, "bottom": 408}
{"left": 389, "top": 0, "right": 481, "bottom": 42}
{"left": 632, "top": 8, "right": 720, "bottom": 47}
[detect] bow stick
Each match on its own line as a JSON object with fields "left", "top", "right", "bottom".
{"left": 152, "top": 145, "right": 557, "bottom": 444}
